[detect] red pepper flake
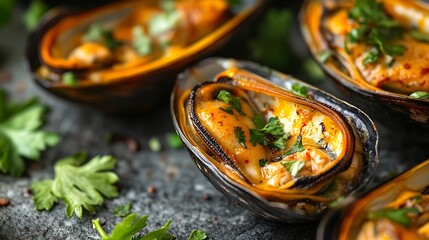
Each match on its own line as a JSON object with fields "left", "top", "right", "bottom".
{"left": 218, "top": 121, "right": 223, "bottom": 126}
{"left": 244, "top": 159, "right": 249, "bottom": 164}
{"left": 404, "top": 63, "right": 411, "bottom": 69}
{"left": 306, "top": 151, "right": 311, "bottom": 159}
{"left": 0, "top": 198, "right": 10, "bottom": 206}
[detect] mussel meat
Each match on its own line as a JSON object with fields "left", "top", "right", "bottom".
{"left": 319, "top": 159, "right": 429, "bottom": 240}
{"left": 171, "top": 58, "right": 379, "bottom": 221}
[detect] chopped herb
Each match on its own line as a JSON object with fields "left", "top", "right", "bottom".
{"left": 329, "top": 196, "right": 345, "bottom": 208}
{"left": 148, "top": 0, "right": 180, "bottom": 37}
{"left": 252, "top": 114, "right": 265, "bottom": 129}
{"left": 0, "top": 88, "right": 60, "bottom": 176}
{"left": 149, "top": 137, "right": 162, "bottom": 152}
{"left": 216, "top": 90, "right": 245, "bottom": 115}
{"left": 410, "top": 91, "right": 429, "bottom": 100}
{"left": 62, "top": 72, "right": 77, "bottom": 86}
{"left": 132, "top": 26, "right": 152, "bottom": 56}
{"left": 291, "top": 83, "right": 308, "bottom": 98}
{"left": 234, "top": 126, "right": 246, "bottom": 148}
{"left": 83, "top": 23, "right": 121, "bottom": 49}
{"left": 410, "top": 30, "right": 429, "bottom": 43}
{"left": 188, "top": 230, "right": 207, "bottom": 240}
{"left": 283, "top": 134, "right": 305, "bottom": 156}
{"left": 281, "top": 160, "right": 305, "bottom": 177}
{"left": 31, "top": 152, "right": 119, "bottom": 218}
{"left": 166, "top": 132, "right": 183, "bottom": 149}
{"left": 219, "top": 107, "right": 233, "bottom": 115}
{"left": 259, "top": 159, "right": 269, "bottom": 167}
{"left": 23, "top": 0, "right": 48, "bottom": 30}
{"left": 368, "top": 208, "right": 420, "bottom": 227}
{"left": 112, "top": 202, "right": 132, "bottom": 218}
{"left": 250, "top": 117, "right": 289, "bottom": 150}
{"left": 317, "top": 50, "right": 332, "bottom": 63}
{"left": 347, "top": 0, "right": 406, "bottom": 65}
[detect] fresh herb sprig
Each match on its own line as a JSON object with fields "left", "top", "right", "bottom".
{"left": 346, "top": 0, "right": 406, "bottom": 65}
{"left": 83, "top": 23, "right": 121, "bottom": 49}
{"left": 281, "top": 160, "right": 305, "bottom": 177}
{"left": 217, "top": 90, "right": 245, "bottom": 115}
{"left": 31, "top": 152, "right": 119, "bottom": 218}
{"left": 410, "top": 91, "right": 429, "bottom": 100}
{"left": 0, "top": 88, "right": 60, "bottom": 176}
{"left": 368, "top": 207, "right": 419, "bottom": 227}
{"left": 249, "top": 116, "right": 289, "bottom": 150}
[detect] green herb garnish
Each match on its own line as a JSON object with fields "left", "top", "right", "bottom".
{"left": 23, "top": 0, "right": 48, "bottom": 30}
{"left": 148, "top": 0, "right": 180, "bottom": 37}
{"left": 329, "top": 196, "right": 346, "bottom": 208}
{"left": 112, "top": 202, "right": 132, "bottom": 218}
{"left": 0, "top": 88, "right": 60, "bottom": 176}
{"left": 317, "top": 50, "right": 332, "bottom": 63}
{"left": 368, "top": 208, "right": 420, "bottom": 227}
{"left": 132, "top": 26, "right": 152, "bottom": 56}
{"left": 410, "top": 30, "right": 429, "bottom": 43}
{"left": 250, "top": 117, "right": 290, "bottom": 150}
{"left": 188, "top": 230, "right": 208, "bottom": 240}
{"left": 31, "top": 152, "right": 119, "bottom": 218}
{"left": 234, "top": 126, "right": 246, "bottom": 148}
{"left": 149, "top": 137, "right": 162, "bottom": 152}
{"left": 216, "top": 90, "right": 245, "bottom": 115}
{"left": 284, "top": 134, "right": 305, "bottom": 156}
{"left": 347, "top": 0, "right": 406, "bottom": 65}
{"left": 410, "top": 91, "right": 429, "bottom": 99}
{"left": 62, "top": 72, "right": 77, "bottom": 86}
{"left": 166, "top": 132, "right": 183, "bottom": 149}
{"left": 281, "top": 160, "right": 305, "bottom": 177}
{"left": 291, "top": 83, "right": 308, "bottom": 98}
{"left": 83, "top": 23, "right": 121, "bottom": 49}
{"left": 259, "top": 159, "right": 269, "bottom": 167}
{"left": 252, "top": 114, "right": 265, "bottom": 129}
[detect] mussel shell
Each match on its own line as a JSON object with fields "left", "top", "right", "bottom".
{"left": 300, "top": 0, "right": 429, "bottom": 131}
{"left": 26, "top": 0, "right": 266, "bottom": 114}
{"left": 318, "top": 159, "right": 429, "bottom": 240}
{"left": 171, "top": 58, "right": 379, "bottom": 222}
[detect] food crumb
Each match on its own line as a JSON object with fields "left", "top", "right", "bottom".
{"left": 147, "top": 185, "right": 157, "bottom": 194}
{"left": 202, "top": 194, "right": 211, "bottom": 201}
{"left": 0, "top": 198, "right": 10, "bottom": 206}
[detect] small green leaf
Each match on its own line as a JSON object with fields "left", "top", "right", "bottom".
{"left": 83, "top": 23, "right": 121, "bottom": 49}
{"left": 259, "top": 159, "right": 269, "bottom": 167}
{"left": 284, "top": 134, "right": 305, "bottom": 156}
{"left": 132, "top": 25, "right": 152, "bottom": 56}
{"left": 23, "top": 0, "right": 48, "bottom": 30}
{"left": 62, "top": 72, "right": 77, "bottom": 86}
{"left": 93, "top": 214, "right": 148, "bottom": 240}
{"left": 113, "top": 203, "right": 133, "bottom": 218}
{"left": 362, "top": 48, "right": 380, "bottom": 65}
{"left": 281, "top": 160, "right": 305, "bottom": 177}
{"left": 139, "top": 220, "right": 173, "bottom": 240}
{"left": 368, "top": 208, "right": 420, "bottom": 227}
{"left": 261, "top": 117, "right": 285, "bottom": 137}
{"left": 410, "top": 30, "right": 429, "bottom": 42}
{"left": 234, "top": 126, "right": 246, "bottom": 148}
{"left": 31, "top": 180, "right": 58, "bottom": 211}
{"left": 188, "top": 229, "right": 207, "bottom": 240}
{"left": 252, "top": 114, "right": 265, "bottom": 130}
{"left": 410, "top": 91, "right": 429, "bottom": 100}
{"left": 165, "top": 132, "right": 183, "bottom": 149}
{"left": 216, "top": 90, "right": 245, "bottom": 115}
{"left": 291, "top": 83, "right": 308, "bottom": 98}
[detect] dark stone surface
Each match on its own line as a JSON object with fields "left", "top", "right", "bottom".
{"left": 0, "top": 2, "right": 429, "bottom": 240}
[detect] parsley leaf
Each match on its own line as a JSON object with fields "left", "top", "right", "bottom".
{"left": 234, "top": 126, "right": 246, "bottom": 148}
{"left": 0, "top": 89, "right": 60, "bottom": 176}
{"left": 284, "top": 134, "right": 304, "bottom": 156}
{"left": 410, "top": 91, "right": 429, "bottom": 100}
{"left": 23, "top": 0, "right": 48, "bottom": 30}
{"left": 281, "top": 160, "right": 305, "bottom": 177}
{"left": 113, "top": 202, "right": 133, "bottom": 218}
{"left": 148, "top": 0, "right": 180, "bottom": 37}
{"left": 291, "top": 83, "right": 308, "bottom": 98}
{"left": 260, "top": 117, "right": 285, "bottom": 137}
{"left": 93, "top": 214, "right": 174, "bottom": 240}
{"left": 252, "top": 114, "right": 265, "bottom": 129}
{"left": 93, "top": 214, "right": 149, "bottom": 240}
{"left": 188, "top": 230, "right": 207, "bottom": 240}
{"left": 132, "top": 26, "right": 152, "bottom": 56}
{"left": 62, "top": 72, "right": 77, "bottom": 86}
{"left": 250, "top": 117, "right": 289, "bottom": 150}
{"left": 347, "top": 0, "right": 406, "bottom": 65}
{"left": 166, "top": 132, "right": 183, "bottom": 149}
{"left": 83, "top": 23, "right": 121, "bottom": 49}
{"left": 31, "top": 152, "right": 119, "bottom": 218}
{"left": 216, "top": 90, "right": 245, "bottom": 115}
{"left": 259, "top": 159, "right": 269, "bottom": 167}
{"left": 368, "top": 208, "right": 420, "bottom": 227}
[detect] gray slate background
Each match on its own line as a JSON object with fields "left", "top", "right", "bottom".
{"left": 1, "top": 2, "right": 429, "bottom": 240}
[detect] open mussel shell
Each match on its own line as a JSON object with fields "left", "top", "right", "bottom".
{"left": 318, "top": 159, "right": 429, "bottom": 240}
{"left": 300, "top": 0, "right": 429, "bottom": 130}
{"left": 26, "top": 0, "right": 266, "bottom": 114}
{"left": 171, "top": 58, "right": 379, "bottom": 222}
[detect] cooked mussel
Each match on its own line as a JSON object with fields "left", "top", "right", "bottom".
{"left": 26, "top": 0, "right": 266, "bottom": 113}
{"left": 171, "top": 58, "right": 379, "bottom": 222}
{"left": 318, "top": 159, "right": 429, "bottom": 240}
{"left": 300, "top": 0, "right": 429, "bottom": 129}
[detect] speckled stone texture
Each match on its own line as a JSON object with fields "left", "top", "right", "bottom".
{"left": 1, "top": 2, "right": 429, "bottom": 240}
